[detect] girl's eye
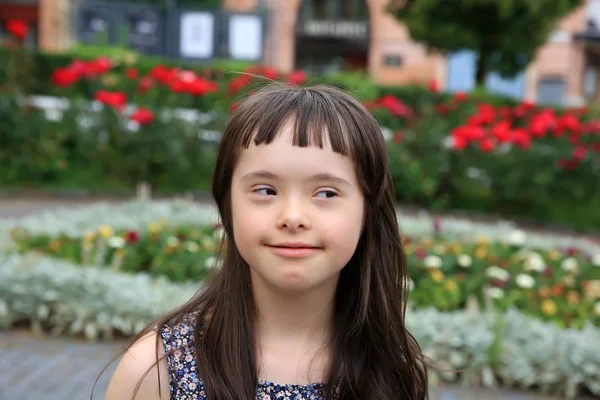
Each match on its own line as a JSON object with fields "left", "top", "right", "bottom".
{"left": 315, "top": 189, "right": 338, "bottom": 199}
{"left": 254, "top": 187, "right": 276, "bottom": 196}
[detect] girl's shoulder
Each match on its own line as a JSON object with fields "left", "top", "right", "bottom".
{"left": 105, "top": 330, "right": 171, "bottom": 400}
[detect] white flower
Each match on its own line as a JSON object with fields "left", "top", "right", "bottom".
{"left": 561, "top": 257, "right": 579, "bottom": 273}
{"left": 594, "top": 302, "right": 600, "bottom": 316}
{"left": 185, "top": 241, "right": 200, "bottom": 253}
{"left": 45, "top": 109, "right": 63, "bottom": 122}
{"left": 457, "top": 254, "right": 472, "bottom": 268}
{"left": 486, "top": 265, "right": 510, "bottom": 281}
{"left": 592, "top": 254, "right": 600, "bottom": 267}
{"left": 166, "top": 236, "right": 180, "bottom": 247}
{"left": 424, "top": 255, "right": 442, "bottom": 269}
{"left": 486, "top": 287, "right": 505, "bottom": 299}
{"left": 507, "top": 229, "right": 526, "bottom": 246}
{"left": 107, "top": 236, "right": 125, "bottom": 249}
{"left": 524, "top": 252, "right": 546, "bottom": 272}
{"left": 126, "top": 120, "right": 140, "bottom": 132}
{"left": 515, "top": 274, "right": 535, "bottom": 289}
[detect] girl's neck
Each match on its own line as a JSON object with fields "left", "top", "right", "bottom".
{"left": 252, "top": 276, "right": 337, "bottom": 343}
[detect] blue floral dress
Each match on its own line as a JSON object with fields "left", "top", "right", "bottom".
{"left": 160, "top": 315, "right": 336, "bottom": 399}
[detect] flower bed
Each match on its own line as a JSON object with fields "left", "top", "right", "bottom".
{"left": 1, "top": 252, "right": 599, "bottom": 399}
{"left": 3, "top": 200, "right": 599, "bottom": 329}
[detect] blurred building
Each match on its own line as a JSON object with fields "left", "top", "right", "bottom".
{"left": 4, "top": 0, "right": 600, "bottom": 106}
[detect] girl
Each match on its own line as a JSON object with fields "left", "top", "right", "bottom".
{"left": 104, "top": 83, "right": 429, "bottom": 399}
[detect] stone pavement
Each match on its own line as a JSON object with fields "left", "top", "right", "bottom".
{"left": 0, "top": 330, "right": 567, "bottom": 400}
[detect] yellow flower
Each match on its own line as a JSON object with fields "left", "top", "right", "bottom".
{"left": 566, "top": 290, "right": 580, "bottom": 305}
{"left": 541, "top": 299, "right": 557, "bottom": 316}
{"left": 83, "top": 231, "right": 96, "bottom": 243}
{"left": 548, "top": 249, "right": 561, "bottom": 261}
{"left": 49, "top": 239, "right": 61, "bottom": 252}
{"left": 148, "top": 221, "right": 163, "bottom": 235}
{"left": 98, "top": 225, "right": 113, "bottom": 239}
{"left": 190, "top": 229, "right": 203, "bottom": 240}
{"left": 443, "top": 280, "right": 458, "bottom": 293}
{"left": 563, "top": 275, "right": 576, "bottom": 288}
{"left": 434, "top": 244, "right": 447, "bottom": 254}
{"left": 475, "top": 246, "right": 488, "bottom": 260}
{"left": 476, "top": 235, "right": 490, "bottom": 246}
{"left": 430, "top": 269, "right": 444, "bottom": 283}
{"left": 583, "top": 280, "right": 600, "bottom": 300}
{"left": 448, "top": 243, "right": 462, "bottom": 254}
{"left": 421, "top": 238, "right": 433, "bottom": 248}
{"left": 202, "top": 237, "right": 215, "bottom": 252}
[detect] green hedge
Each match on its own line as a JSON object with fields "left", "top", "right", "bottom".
{"left": 1, "top": 47, "right": 600, "bottom": 231}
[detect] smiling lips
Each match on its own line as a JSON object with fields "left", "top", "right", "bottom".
{"left": 266, "top": 242, "right": 322, "bottom": 258}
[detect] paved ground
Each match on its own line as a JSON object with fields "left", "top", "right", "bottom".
{"left": 0, "top": 329, "right": 567, "bottom": 400}
{"left": 0, "top": 196, "right": 587, "bottom": 399}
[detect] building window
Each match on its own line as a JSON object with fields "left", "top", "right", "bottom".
{"left": 537, "top": 77, "right": 566, "bottom": 106}
{"left": 383, "top": 54, "right": 403, "bottom": 67}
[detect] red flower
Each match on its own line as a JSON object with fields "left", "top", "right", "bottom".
{"left": 94, "top": 90, "right": 127, "bottom": 110}
{"left": 92, "top": 57, "right": 112, "bottom": 74}
{"left": 6, "top": 20, "right": 28, "bottom": 42}
{"left": 51, "top": 67, "right": 80, "bottom": 88}
{"left": 262, "top": 67, "right": 278, "bottom": 80}
{"left": 491, "top": 121, "right": 512, "bottom": 143}
{"left": 556, "top": 113, "right": 582, "bottom": 135}
{"left": 529, "top": 109, "right": 556, "bottom": 138}
{"left": 393, "top": 132, "right": 404, "bottom": 143}
{"left": 229, "top": 102, "right": 240, "bottom": 113}
{"left": 428, "top": 80, "right": 439, "bottom": 93}
{"left": 228, "top": 75, "right": 252, "bottom": 95}
{"left": 80, "top": 57, "right": 111, "bottom": 77}
{"left": 557, "top": 158, "right": 577, "bottom": 170}
{"left": 593, "top": 142, "right": 600, "bottom": 153}
{"left": 138, "top": 76, "right": 153, "bottom": 94}
{"left": 453, "top": 92, "right": 468, "bottom": 102}
{"left": 289, "top": 70, "right": 307, "bottom": 85}
{"left": 126, "top": 68, "right": 139, "bottom": 80}
{"left": 479, "top": 138, "right": 495, "bottom": 152}
{"left": 170, "top": 78, "right": 187, "bottom": 93}
{"left": 451, "top": 133, "right": 469, "bottom": 150}
{"left": 125, "top": 230, "right": 140, "bottom": 244}
{"left": 471, "top": 104, "right": 496, "bottom": 125}
{"left": 130, "top": 108, "right": 154, "bottom": 125}
{"left": 150, "top": 65, "right": 178, "bottom": 85}
{"left": 376, "top": 95, "right": 413, "bottom": 118}
{"left": 436, "top": 104, "right": 450, "bottom": 115}
{"left": 511, "top": 128, "right": 532, "bottom": 150}
{"left": 572, "top": 145, "right": 586, "bottom": 161}
{"left": 188, "top": 78, "right": 209, "bottom": 96}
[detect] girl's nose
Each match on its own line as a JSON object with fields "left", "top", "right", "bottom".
{"left": 276, "top": 197, "right": 311, "bottom": 231}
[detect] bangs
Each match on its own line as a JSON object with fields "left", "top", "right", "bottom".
{"left": 233, "top": 84, "right": 361, "bottom": 158}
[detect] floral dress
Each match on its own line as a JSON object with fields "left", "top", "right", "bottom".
{"left": 161, "top": 315, "right": 336, "bottom": 399}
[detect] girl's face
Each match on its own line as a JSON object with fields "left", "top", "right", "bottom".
{"left": 230, "top": 124, "right": 365, "bottom": 294}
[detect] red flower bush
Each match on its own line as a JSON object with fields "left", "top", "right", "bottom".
{"left": 94, "top": 90, "right": 127, "bottom": 110}
{"left": 131, "top": 108, "right": 154, "bottom": 125}
{"left": 51, "top": 67, "right": 80, "bottom": 88}
{"left": 126, "top": 68, "right": 139, "bottom": 80}
{"left": 6, "top": 20, "right": 28, "bottom": 42}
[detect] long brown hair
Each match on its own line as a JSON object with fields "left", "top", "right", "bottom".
{"left": 99, "top": 83, "right": 429, "bottom": 399}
